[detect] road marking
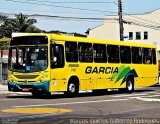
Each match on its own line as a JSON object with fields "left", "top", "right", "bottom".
{"left": 13, "top": 98, "right": 129, "bottom": 108}
{"left": 112, "top": 93, "right": 147, "bottom": 97}
{"left": 0, "top": 99, "right": 17, "bottom": 101}
{"left": 147, "top": 92, "right": 160, "bottom": 94}
{"left": 1, "top": 108, "right": 73, "bottom": 114}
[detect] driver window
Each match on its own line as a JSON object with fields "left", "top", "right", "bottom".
{"left": 50, "top": 44, "right": 64, "bottom": 68}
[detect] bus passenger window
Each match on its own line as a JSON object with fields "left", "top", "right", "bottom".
{"left": 120, "top": 46, "right": 131, "bottom": 64}
{"left": 93, "top": 44, "right": 107, "bottom": 63}
{"left": 50, "top": 44, "right": 64, "bottom": 68}
{"left": 143, "top": 48, "right": 152, "bottom": 64}
{"left": 78, "top": 43, "right": 93, "bottom": 62}
{"left": 132, "top": 47, "right": 142, "bottom": 64}
{"left": 65, "top": 41, "right": 78, "bottom": 62}
{"left": 152, "top": 49, "right": 157, "bottom": 64}
{"left": 107, "top": 45, "right": 120, "bottom": 63}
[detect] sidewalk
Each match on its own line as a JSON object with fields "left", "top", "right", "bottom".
{"left": 0, "top": 84, "right": 10, "bottom": 95}
{"left": 0, "top": 84, "right": 31, "bottom": 95}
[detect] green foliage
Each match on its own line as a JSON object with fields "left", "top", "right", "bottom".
{"left": 46, "top": 30, "right": 87, "bottom": 37}
{"left": 13, "top": 13, "right": 37, "bottom": 32}
{"left": 0, "top": 13, "right": 87, "bottom": 38}
{"left": 72, "top": 32, "right": 87, "bottom": 37}
{"left": 0, "top": 37, "right": 11, "bottom": 50}
{"left": 0, "top": 13, "right": 39, "bottom": 38}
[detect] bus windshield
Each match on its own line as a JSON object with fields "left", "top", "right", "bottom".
{"left": 8, "top": 46, "right": 48, "bottom": 72}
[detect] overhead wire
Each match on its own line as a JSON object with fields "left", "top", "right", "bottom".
{"left": 3, "top": 0, "right": 160, "bottom": 31}
{"left": 5, "top": 0, "right": 117, "bottom": 14}
{"left": 124, "top": 14, "right": 160, "bottom": 27}
{"left": 27, "top": 0, "right": 117, "bottom": 4}
{"left": 1, "top": 11, "right": 160, "bottom": 30}
{"left": 123, "top": 1, "right": 155, "bottom": 14}
{"left": 122, "top": 1, "right": 160, "bottom": 31}
{"left": 0, "top": 7, "right": 115, "bottom": 15}
{"left": 0, "top": 12, "right": 117, "bottom": 22}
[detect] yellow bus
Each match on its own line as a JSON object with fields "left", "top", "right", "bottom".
{"left": 8, "top": 33, "right": 158, "bottom": 96}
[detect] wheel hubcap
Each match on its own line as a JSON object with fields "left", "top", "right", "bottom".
{"left": 69, "top": 83, "right": 76, "bottom": 93}
{"left": 127, "top": 80, "right": 132, "bottom": 91}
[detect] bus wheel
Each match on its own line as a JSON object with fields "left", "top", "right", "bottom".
{"left": 66, "top": 81, "right": 79, "bottom": 97}
{"left": 126, "top": 78, "right": 134, "bottom": 93}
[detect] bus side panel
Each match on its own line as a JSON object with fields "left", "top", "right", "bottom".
{"left": 134, "top": 65, "right": 158, "bottom": 87}
{"left": 79, "top": 63, "right": 97, "bottom": 90}
{"left": 50, "top": 68, "right": 68, "bottom": 92}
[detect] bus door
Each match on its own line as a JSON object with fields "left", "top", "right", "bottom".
{"left": 50, "top": 44, "right": 67, "bottom": 92}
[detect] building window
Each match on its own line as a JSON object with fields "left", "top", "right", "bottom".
{"left": 144, "top": 31, "right": 148, "bottom": 40}
{"left": 136, "top": 32, "right": 141, "bottom": 40}
{"left": 129, "top": 32, "right": 133, "bottom": 40}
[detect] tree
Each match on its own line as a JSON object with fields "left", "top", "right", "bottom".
{"left": 26, "top": 25, "right": 41, "bottom": 33}
{"left": 0, "top": 13, "right": 39, "bottom": 37}
{"left": 0, "top": 37, "right": 11, "bottom": 49}
{"left": 12, "top": 13, "right": 37, "bottom": 32}
{"left": 0, "top": 14, "right": 9, "bottom": 38}
{"left": 0, "top": 14, "right": 7, "bottom": 25}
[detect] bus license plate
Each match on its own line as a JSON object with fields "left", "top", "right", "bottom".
{"left": 22, "top": 88, "right": 29, "bottom": 92}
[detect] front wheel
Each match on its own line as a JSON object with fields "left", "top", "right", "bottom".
{"left": 65, "top": 81, "right": 79, "bottom": 97}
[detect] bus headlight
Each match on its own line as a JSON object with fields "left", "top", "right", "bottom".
{"left": 8, "top": 77, "right": 13, "bottom": 82}
{"left": 39, "top": 77, "right": 44, "bottom": 82}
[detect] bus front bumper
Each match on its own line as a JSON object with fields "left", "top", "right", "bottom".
{"left": 8, "top": 81, "right": 50, "bottom": 93}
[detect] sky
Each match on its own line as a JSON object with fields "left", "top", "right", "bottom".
{"left": 0, "top": 0, "right": 160, "bottom": 34}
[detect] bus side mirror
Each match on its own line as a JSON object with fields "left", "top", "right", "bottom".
{"left": 51, "top": 57, "right": 58, "bottom": 68}
{"left": 53, "top": 57, "right": 57, "bottom": 63}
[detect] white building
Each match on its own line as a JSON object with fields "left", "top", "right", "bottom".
{"left": 88, "top": 9, "right": 160, "bottom": 51}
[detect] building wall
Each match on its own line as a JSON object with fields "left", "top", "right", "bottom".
{"left": 88, "top": 9, "right": 160, "bottom": 50}
{"left": 0, "top": 50, "right": 8, "bottom": 84}
{"left": 88, "top": 23, "right": 120, "bottom": 40}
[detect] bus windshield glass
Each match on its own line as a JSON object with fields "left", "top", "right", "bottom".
{"left": 10, "top": 36, "right": 48, "bottom": 45}
{"left": 9, "top": 46, "right": 48, "bottom": 73}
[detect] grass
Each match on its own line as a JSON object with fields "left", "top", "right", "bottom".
{"left": 143, "top": 95, "right": 160, "bottom": 99}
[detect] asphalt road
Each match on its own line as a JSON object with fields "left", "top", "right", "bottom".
{"left": 0, "top": 87, "right": 160, "bottom": 124}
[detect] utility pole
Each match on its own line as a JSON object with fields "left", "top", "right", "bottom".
{"left": 118, "top": 0, "right": 124, "bottom": 41}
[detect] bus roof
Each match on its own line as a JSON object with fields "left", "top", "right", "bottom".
{"left": 12, "top": 33, "right": 157, "bottom": 48}
{"left": 51, "top": 34, "right": 157, "bottom": 48}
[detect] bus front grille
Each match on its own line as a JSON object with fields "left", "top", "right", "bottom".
{"left": 14, "top": 75, "right": 39, "bottom": 79}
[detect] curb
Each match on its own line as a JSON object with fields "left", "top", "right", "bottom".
{"left": 0, "top": 91, "right": 31, "bottom": 95}
{"left": 135, "top": 97, "right": 160, "bottom": 102}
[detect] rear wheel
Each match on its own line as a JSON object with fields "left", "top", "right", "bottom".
{"left": 126, "top": 78, "right": 134, "bottom": 93}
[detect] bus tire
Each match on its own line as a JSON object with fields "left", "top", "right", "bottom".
{"left": 65, "top": 78, "right": 79, "bottom": 97}
{"left": 125, "top": 77, "right": 134, "bottom": 93}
